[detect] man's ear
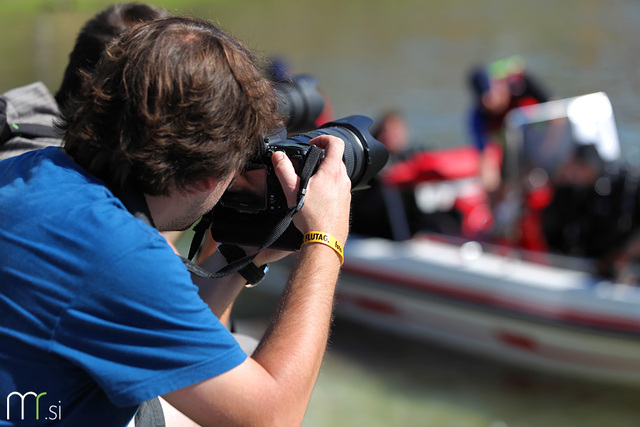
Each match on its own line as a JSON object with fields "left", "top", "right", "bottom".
{"left": 191, "top": 177, "right": 218, "bottom": 192}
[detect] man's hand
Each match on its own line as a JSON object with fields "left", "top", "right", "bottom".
{"left": 271, "top": 135, "right": 351, "bottom": 246}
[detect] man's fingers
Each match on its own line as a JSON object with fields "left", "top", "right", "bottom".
{"left": 271, "top": 151, "right": 299, "bottom": 207}
{"left": 309, "top": 135, "right": 345, "bottom": 167}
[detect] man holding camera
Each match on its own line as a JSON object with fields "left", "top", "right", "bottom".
{"left": 0, "top": 16, "right": 351, "bottom": 427}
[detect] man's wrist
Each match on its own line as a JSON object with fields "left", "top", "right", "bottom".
{"left": 300, "top": 231, "right": 344, "bottom": 265}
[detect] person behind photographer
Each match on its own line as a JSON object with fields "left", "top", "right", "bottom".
{"left": 0, "top": 16, "right": 351, "bottom": 427}
{"left": 0, "top": 2, "right": 170, "bottom": 161}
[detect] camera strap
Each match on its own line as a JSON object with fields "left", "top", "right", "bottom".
{"left": 185, "top": 145, "right": 323, "bottom": 279}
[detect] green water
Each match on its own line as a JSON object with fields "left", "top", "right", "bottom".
{"left": 232, "top": 287, "right": 640, "bottom": 427}
{"left": 2, "top": 1, "right": 639, "bottom": 425}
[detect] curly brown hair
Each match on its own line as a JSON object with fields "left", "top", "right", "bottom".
{"left": 61, "top": 16, "right": 281, "bottom": 196}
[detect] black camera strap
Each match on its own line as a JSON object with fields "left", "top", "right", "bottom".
{"left": 185, "top": 145, "right": 323, "bottom": 279}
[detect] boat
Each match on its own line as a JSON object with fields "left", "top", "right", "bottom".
{"left": 259, "top": 93, "right": 640, "bottom": 387}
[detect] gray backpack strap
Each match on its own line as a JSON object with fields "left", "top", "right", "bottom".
{"left": 0, "top": 82, "right": 62, "bottom": 145}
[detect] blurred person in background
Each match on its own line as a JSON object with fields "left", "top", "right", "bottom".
{"left": 350, "top": 110, "right": 418, "bottom": 240}
{"left": 542, "top": 143, "right": 640, "bottom": 283}
{"left": 467, "top": 55, "right": 550, "bottom": 195}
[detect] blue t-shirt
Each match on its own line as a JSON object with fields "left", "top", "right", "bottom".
{"left": 0, "top": 147, "right": 247, "bottom": 426}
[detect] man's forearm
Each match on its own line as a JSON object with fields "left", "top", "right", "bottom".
{"left": 251, "top": 242, "right": 341, "bottom": 422}
{"left": 169, "top": 243, "right": 341, "bottom": 426}
{"left": 193, "top": 251, "right": 249, "bottom": 319}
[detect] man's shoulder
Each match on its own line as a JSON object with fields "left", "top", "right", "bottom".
{"left": 2, "top": 149, "right": 142, "bottom": 238}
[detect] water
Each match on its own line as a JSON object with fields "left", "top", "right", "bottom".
{"left": 233, "top": 291, "right": 640, "bottom": 427}
{"left": 2, "top": 1, "right": 640, "bottom": 425}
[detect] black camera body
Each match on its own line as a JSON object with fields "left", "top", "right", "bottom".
{"left": 210, "top": 115, "right": 389, "bottom": 250}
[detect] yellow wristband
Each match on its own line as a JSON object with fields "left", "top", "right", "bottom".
{"left": 301, "top": 231, "right": 344, "bottom": 265}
